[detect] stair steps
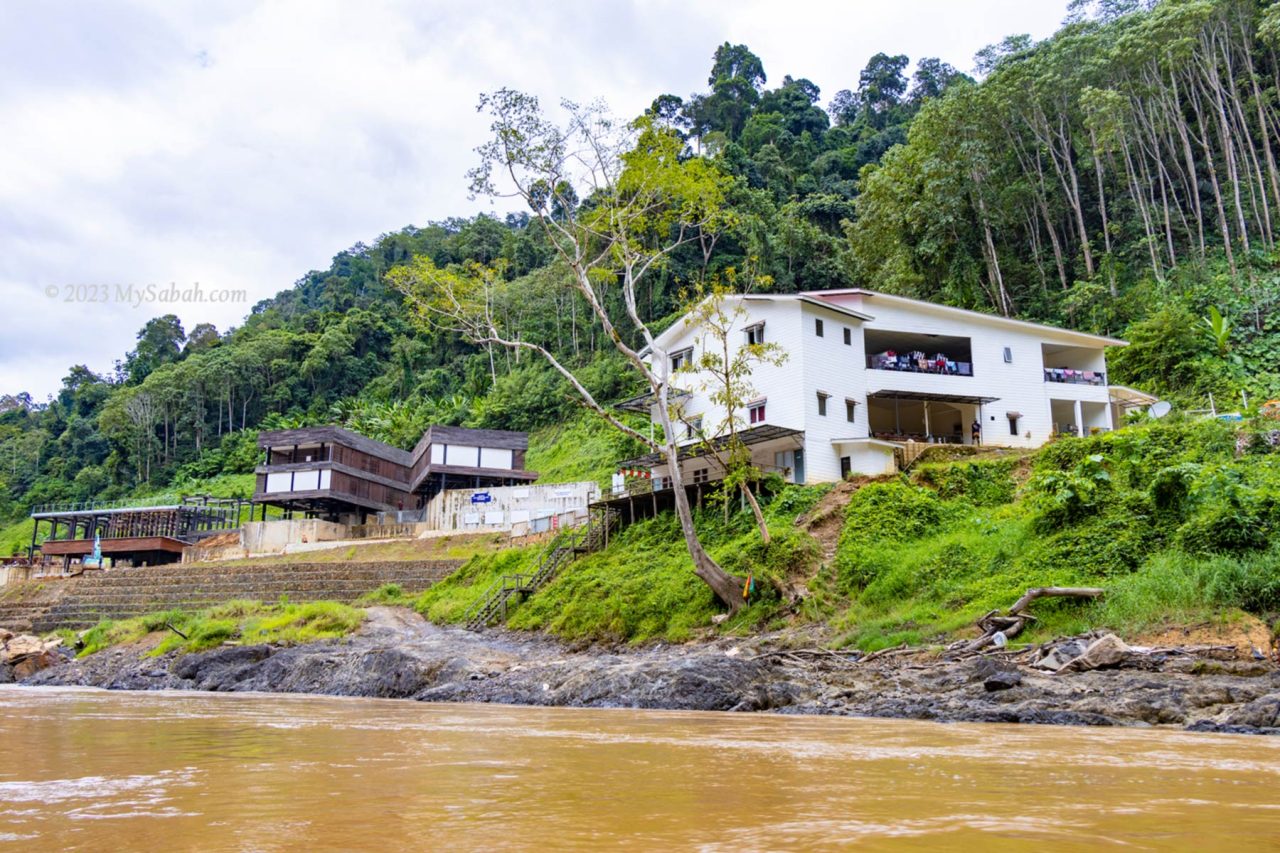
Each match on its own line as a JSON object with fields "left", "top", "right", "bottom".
{"left": 0, "top": 560, "right": 463, "bottom": 633}
{"left": 463, "top": 508, "right": 619, "bottom": 631}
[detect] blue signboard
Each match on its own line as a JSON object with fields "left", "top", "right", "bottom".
{"left": 470, "top": 492, "right": 492, "bottom": 504}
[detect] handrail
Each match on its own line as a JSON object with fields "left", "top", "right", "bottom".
{"left": 463, "top": 509, "right": 618, "bottom": 630}
{"left": 1043, "top": 368, "right": 1107, "bottom": 385}
{"left": 31, "top": 494, "right": 245, "bottom": 516}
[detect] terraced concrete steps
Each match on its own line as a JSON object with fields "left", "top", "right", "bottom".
{"left": 0, "top": 560, "right": 463, "bottom": 633}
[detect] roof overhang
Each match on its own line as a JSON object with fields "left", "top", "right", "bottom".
{"left": 1109, "top": 385, "right": 1159, "bottom": 407}
{"left": 868, "top": 389, "right": 1001, "bottom": 406}
{"left": 801, "top": 289, "right": 1127, "bottom": 348}
{"left": 829, "top": 437, "right": 900, "bottom": 451}
{"left": 618, "top": 424, "right": 803, "bottom": 469}
{"left": 794, "top": 295, "right": 873, "bottom": 322}
{"left": 615, "top": 389, "right": 691, "bottom": 414}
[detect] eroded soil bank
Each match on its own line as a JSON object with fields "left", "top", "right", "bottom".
{"left": 15, "top": 607, "right": 1280, "bottom": 735}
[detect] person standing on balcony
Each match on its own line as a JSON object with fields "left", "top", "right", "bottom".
{"left": 971, "top": 418, "right": 982, "bottom": 446}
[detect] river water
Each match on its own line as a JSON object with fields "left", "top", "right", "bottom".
{"left": 1, "top": 687, "right": 1278, "bottom": 850}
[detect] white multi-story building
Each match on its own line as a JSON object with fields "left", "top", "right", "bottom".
{"left": 623, "top": 289, "right": 1131, "bottom": 486}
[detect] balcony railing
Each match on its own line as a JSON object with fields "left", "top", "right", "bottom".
{"left": 1044, "top": 368, "right": 1106, "bottom": 386}
{"left": 867, "top": 354, "right": 973, "bottom": 376}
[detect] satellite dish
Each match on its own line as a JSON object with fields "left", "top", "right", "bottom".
{"left": 1149, "top": 400, "right": 1172, "bottom": 419}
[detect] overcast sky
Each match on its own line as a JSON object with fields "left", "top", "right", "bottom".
{"left": 0, "top": 0, "right": 1069, "bottom": 399}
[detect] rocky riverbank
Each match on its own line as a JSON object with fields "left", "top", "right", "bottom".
{"left": 13, "top": 608, "right": 1280, "bottom": 735}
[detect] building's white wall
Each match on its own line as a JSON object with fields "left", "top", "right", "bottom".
{"left": 264, "top": 472, "right": 292, "bottom": 493}
{"left": 646, "top": 292, "right": 1119, "bottom": 484}
{"left": 663, "top": 297, "right": 808, "bottom": 442}
{"left": 430, "top": 443, "right": 518, "bottom": 470}
{"left": 479, "top": 447, "right": 514, "bottom": 469}
{"left": 842, "top": 442, "right": 897, "bottom": 476}
{"left": 821, "top": 293, "right": 1112, "bottom": 452}
{"left": 798, "top": 304, "right": 870, "bottom": 483}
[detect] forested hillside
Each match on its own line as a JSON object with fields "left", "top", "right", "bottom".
{"left": 1, "top": 0, "right": 1277, "bottom": 526}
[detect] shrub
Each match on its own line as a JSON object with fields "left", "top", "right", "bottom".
{"left": 834, "top": 481, "right": 973, "bottom": 591}
{"left": 914, "top": 457, "right": 1019, "bottom": 506}
{"left": 1024, "top": 453, "right": 1112, "bottom": 531}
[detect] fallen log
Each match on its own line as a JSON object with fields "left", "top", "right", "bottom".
{"left": 1007, "top": 586, "right": 1105, "bottom": 615}
{"left": 960, "top": 586, "right": 1105, "bottom": 655}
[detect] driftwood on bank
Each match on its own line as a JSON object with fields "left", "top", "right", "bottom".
{"left": 959, "top": 586, "right": 1105, "bottom": 655}
{"left": 750, "top": 643, "right": 932, "bottom": 669}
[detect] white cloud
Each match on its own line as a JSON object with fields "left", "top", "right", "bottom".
{"left": 0, "top": 0, "right": 1067, "bottom": 398}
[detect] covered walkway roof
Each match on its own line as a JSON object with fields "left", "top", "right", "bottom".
{"left": 617, "top": 424, "right": 803, "bottom": 469}
{"left": 868, "top": 389, "right": 1001, "bottom": 406}
{"left": 1108, "top": 385, "right": 1159, "bottom": 408}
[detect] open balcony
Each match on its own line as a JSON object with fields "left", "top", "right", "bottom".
{"left": 865, "top": 329, "right": 973, "bottom": 377}
{"left": 1042, "top": 343, "right": 1107, "bottom": 386}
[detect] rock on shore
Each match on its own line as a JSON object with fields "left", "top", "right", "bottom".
{"left": 1, "top": 630, "right": 70, "bottom": 682}
{"left": 17, "top": 608, "right": 1280, "bottom": 734}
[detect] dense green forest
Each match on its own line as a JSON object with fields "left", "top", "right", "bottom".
{"left": 2, "top": 0, "right": 1278, "bottom": 527}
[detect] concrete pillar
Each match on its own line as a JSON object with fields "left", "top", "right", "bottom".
{"left": 1073, "top": 399, "right": 1083, "bottom": 437}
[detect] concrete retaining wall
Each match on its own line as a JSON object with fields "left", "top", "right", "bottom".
{"left": 16, "top": 559, "right": 465, "bottom": 633}
{"left": 242, "top": 519, "right": 349, "bottom": 553}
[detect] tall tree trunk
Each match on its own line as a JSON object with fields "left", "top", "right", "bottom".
{"left": 1088, "top": 127, "right": 1116, "bottom": 296}
{"left": 1190, "top": 76, "right": 1238, "bottom": 278}
{"left": 655, "top": 400, "right": 745, "bottom": 609}
{"left": 740, "top": 482, "right": 770, "bottom": 546}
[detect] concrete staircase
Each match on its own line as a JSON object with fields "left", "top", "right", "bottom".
{"left": 0, "top": 560, "right": 463, "bottom": 634}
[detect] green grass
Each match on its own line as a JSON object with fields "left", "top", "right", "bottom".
{"left": 526, "top": 415, "right": 647, "bottom": 488}
{"left": 0, "top": 517, "right": 35, "bottom": 558}
{"left": 415, "top": 484, "right": 830, "bottom": 644}
{"left": 75, "top": 600, "right": 366, "bottom": 657}
{"left": 356, "top": 583, "right": 414, "bottom": 606}
{"left": 832, "top": 418, "right": 1280, "bottom": 650}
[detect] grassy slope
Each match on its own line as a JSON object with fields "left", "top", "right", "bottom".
{"left": 414, "top": 417, "right": 1280, "bottom": 650}
{"left": 51, "top": 417, "right": 1280, "bottom": 657}
{"left": 414, "top": 485, "right": 830, "bottom": 643}
{"left": 72, "top": 600, "right": 365, "bottom": 657}
{"left": 833, "top": 418, "right": 1280, "bottom": 649}
{"left": 525, "top": 415, "right": 648, "bottom": 488}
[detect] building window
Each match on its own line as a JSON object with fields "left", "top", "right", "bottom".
{"left": 744, "top": 322, "right": 765, "bottom": 346}
{"left": 843, "top": 327, "right": 851, "bottom": 346}
{"left": 817, "top": 392, "right": 829, "bottom": 416}
{"left": 671, "top": 347, "right": 693, "bottom": 372}
{"left": 815, "top": 318, "right": 824, "bottom": 337}
{"left": 1003, "top": 346, "right": 1013, "bottom": 363}
{"left": 1007, "top": 413, "right": 1021, "bottom": 436}
{"left": 845, "top": 399, "right": 857, "bottom": 423}
{"left": 692, "top": 468, "right": 710, "bottom": 485}
{"left": 685, "top": 416, "right": 702, "bottom": 439}
{"left": 748, "top": 400, "right": 766, "bottom": 424}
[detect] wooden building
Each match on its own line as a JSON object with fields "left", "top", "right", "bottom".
{"left": 31, "top": 496, "right": 248, "bottom": 568}
{"left": 253, "top": 425, "right": 536, "bottom": 521}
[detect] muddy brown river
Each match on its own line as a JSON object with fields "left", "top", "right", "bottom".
{"left": 1, "top": 686, "right": 1278, "bottom": 850}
